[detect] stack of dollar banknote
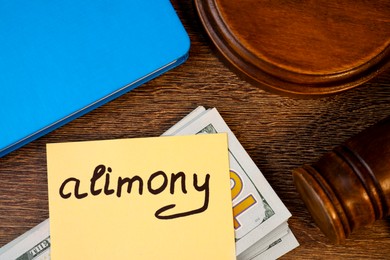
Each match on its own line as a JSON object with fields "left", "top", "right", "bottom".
{"left": 0, "top": 106, "right": 299, "bottom": 260}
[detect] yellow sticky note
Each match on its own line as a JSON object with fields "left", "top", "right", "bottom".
{"left": 47, "top": 134, "right": 235, "bottom": 260}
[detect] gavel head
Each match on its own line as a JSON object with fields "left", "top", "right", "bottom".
{"left": 293, "top": 116, "right": 390, "bottom": 244}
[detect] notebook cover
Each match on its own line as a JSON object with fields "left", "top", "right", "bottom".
{"left": 0, "top": 0, "right": 190, "bottom": 157}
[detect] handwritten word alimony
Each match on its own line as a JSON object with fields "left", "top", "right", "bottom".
{"left": 58, "top": 164, "right": 211, "bottom": 220}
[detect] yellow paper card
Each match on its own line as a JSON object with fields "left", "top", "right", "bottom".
{"left": 47, "top": 134, "right": 235, "bottom": 260}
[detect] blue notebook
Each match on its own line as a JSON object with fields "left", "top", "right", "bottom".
{"left": 0, "top": 0, "right": 190, "bottom": 157}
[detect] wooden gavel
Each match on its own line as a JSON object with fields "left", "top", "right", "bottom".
{"left": 293, "top": 116, "right": 390, "bottom": 244}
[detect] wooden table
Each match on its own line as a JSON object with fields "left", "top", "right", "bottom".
{"left": 1, "top": 1, "right": 389, "bottom": 259}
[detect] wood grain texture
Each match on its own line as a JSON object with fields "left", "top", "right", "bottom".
{"left": 293, "top": 116, "right": 390, "bottom": 244}
{"left": 195, "top": 0, "right": 390, "bottom": 96}
{"left": 0, "top": 1, "right": 389, "bottom": 259}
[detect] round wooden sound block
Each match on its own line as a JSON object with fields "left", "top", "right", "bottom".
{"left": 195, "top": 0, "right": 390, "bottom": 96}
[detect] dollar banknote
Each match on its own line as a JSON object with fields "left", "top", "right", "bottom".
{"left": 0, "top": 106, "right": 298, "bottom": 259}
{"left": 163, "top": 106, "right": 299, "bottom": 258}
{"left": 0, "top": 219, "right": 50, "bottom": 260}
